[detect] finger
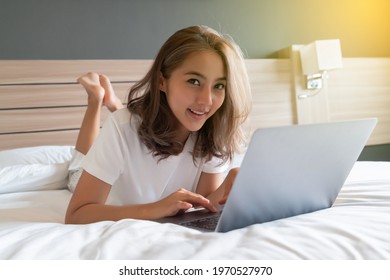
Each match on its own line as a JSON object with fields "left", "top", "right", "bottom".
{"left": 188, "top": 195, "right": 217, "bottom": 212}
{"left": 218, "top": 196, "right": 227, "bottom": 205}
{"left": 177, "top": 201, "right": 193, "bottom": 211}
{"left": 176, "top": 189, "right": 217, "bottom": 212}
{"left": 180, "top": 191, "right": 208, "bottom": 204}
{"left": 167, "top": 201, "right": 193, "bottom": 217}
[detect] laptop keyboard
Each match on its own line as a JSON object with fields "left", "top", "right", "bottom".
{"left": 180, "top": 214, "right": 221, "bottom": 231}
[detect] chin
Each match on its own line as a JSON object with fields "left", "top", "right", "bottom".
{"left": 186, "top": 123, "right": 206, "bottom": 133}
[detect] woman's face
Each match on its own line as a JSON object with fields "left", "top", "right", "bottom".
{"left": 160, "top": 51, "right": 226, "bottom": 142}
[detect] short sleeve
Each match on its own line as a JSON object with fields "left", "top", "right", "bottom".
{"left": 81, "top": 113, "right": 126, "bottom": 185}
{"left": 202, "top": 156, "right": 230, "bottom": 174}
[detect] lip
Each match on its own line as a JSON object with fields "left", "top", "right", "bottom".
{"left": 187, "top": 108, "right": 208, "bottom": 120}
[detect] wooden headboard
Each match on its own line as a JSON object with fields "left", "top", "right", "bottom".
{"left": 0, "top": 60, "right": 151, "bottom": 150}
{"left": 0, "top": 58, "right": 389, "bottom": 150}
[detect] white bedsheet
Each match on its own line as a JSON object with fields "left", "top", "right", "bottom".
{"left": 0, "top": 161, "right": 389, "bottom": 260}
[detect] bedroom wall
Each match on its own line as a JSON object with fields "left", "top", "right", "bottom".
{"left": 1, "top": 0, "right": 389, "bottom": 160}
{"left": 1, "top": 0, "right": 389, "bottom": 59}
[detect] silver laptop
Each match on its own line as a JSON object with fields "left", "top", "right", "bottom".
{"left": 157, "top": 118, "right": 377, "bottom": 232}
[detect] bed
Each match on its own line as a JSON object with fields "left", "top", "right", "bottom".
{"left": 0, "top": 57, "right": 390, "bottom": 260}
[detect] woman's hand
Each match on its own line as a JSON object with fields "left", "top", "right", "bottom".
{"left": 218, "top": 167, "right": 239, "bottom": 205}
{"left": 152, "top": 188, "right": 217, "bottom": 218}
{"left": 66, "top": 172, "right": 218, "bottom": 223}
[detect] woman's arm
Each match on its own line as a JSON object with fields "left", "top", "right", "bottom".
{"left": 197, "top": 168, "right": 239, "bottom": 206}
{"left": 65, "top": 171, "right": 217, "bottom": 224}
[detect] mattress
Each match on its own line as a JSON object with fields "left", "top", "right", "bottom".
{"left": 0, "top": 146, "right": 389, "bottom": 260}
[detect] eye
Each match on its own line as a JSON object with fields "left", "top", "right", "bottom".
{"left": 214, "top": 83, "right": 226, "bottom": 90}
{"left": 187, "top": 79, "right": 200, "bottom": 86}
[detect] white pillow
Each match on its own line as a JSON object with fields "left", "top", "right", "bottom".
{"left": 0, "top": 146, "right": 73, "bottom": 194}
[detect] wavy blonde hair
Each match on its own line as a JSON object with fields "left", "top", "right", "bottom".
{"left": 127, "top": 25, "right": 251, "bottom": 163}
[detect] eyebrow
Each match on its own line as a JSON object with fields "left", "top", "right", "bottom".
{"left": 185, "top": 71, "right": 226, "bottom": 81}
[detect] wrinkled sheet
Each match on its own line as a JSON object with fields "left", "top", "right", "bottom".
{"left": 0, "top": 162, "right": 389, "bottom": 260}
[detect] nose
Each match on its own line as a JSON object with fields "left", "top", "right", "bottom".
{"left": 196, "top": 86, "right": 213, "bottom": 106}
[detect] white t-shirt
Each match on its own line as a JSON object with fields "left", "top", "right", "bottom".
{"left": 81, "top": 108, "right": 229, "bottom": 206}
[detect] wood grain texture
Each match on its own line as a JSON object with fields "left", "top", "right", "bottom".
{"left": 245, "top": 59, "right": 295, "bottom": 132}
{"left": 0, "top": 83, "right": 132, "bottom": 109}
{"left": 1, "top": 58, "right": 389, "bottom": 150}
{"left": 0, "top": 60, "right": 153, "bottom": 84}
{"left": 327, "top": 58, "right": 390, "bottom": 145}
{"left": 0, "top": 130, "right": 80, "bottom": 151}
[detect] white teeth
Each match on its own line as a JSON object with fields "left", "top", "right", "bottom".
{"left": 189, "top": 109, "right": 206, "bottom": 115}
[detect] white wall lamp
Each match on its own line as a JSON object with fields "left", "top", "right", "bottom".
{"left": 299, "top": 39, "right": 343, "bottom": 92}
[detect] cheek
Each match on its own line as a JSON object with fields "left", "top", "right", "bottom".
{"left": 165, "top": 88, "right": 190, "bottom": 112}
{"left": 213, "top": 93, "right": 225, "bottom": 111}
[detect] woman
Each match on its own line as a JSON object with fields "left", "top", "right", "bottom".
{"left": 65, "top": 25, "right": 251, "bottom": 224}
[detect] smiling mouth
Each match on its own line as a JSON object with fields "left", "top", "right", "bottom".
{"left": 188, "top": 108, "right": 208, "bottom": 116}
